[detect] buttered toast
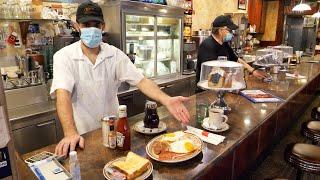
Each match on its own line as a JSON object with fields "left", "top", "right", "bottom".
{"left": 113, "top": 152, "right": 150, "bottom": 180}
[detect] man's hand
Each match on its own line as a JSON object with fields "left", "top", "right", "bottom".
{"left": 163, "top": 96, "right": 190, "bottom": 123}
{"left": 252, "top": 69, "right": 267, "bottom": 79}
{"left": 55, "top": 133, "right": 85, "bottom": 156}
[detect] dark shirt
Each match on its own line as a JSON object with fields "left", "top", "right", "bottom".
{"left": 196, "top": 35, "right": 238, "bottom": 82}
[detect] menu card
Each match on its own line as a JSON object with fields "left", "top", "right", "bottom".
{"left": 240, "top": 90, "right": 284, "bottom": 103}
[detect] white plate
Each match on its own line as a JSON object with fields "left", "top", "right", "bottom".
{"left": 202, "top": 117, "right": 230, "bottom": 133}
{"left": 146, "top": 132, "right": 203, "bottom": 163}
{"left": 133, "top": 121, "right": 167, "bottom": 135}
{"left": 103, "top": 157, "right": 153, "bottom": 180}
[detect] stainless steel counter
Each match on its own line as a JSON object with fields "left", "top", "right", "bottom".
{"left": 8, "top": 101, "right": 56, "bottom": 122}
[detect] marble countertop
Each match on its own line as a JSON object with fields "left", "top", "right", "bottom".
{"left": 18, "top": 62, "right": 320, "bottom": 179}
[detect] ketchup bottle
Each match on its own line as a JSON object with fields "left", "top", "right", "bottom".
{"left": 116, "top": 105, "right": 131, "bottom": 150}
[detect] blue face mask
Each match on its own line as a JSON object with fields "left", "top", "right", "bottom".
{"left": 223, "top": 32, "right": 233, "bottom": 42}
{"left": 80, "top": 27, "right": 102, "bottom": 48}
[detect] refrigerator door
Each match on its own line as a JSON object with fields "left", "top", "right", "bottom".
{"left": 124, "top": 14, "right": 156, "bottom": 78}
{"left": 156, "top": 17, "right": 181, "bottom": 76}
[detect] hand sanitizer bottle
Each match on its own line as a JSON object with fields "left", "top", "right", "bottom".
{"left": 69, "top": 151, "right": 81, "bottom": 180}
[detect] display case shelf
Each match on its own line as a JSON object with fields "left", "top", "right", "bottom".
{"left": 126, "top": 35, "right": 179, "bottom": 41}
{"left": 135, "top": 57, "right": 172, "bottom": 64}
{"left": 127, "top": 22, "right": 175, "bottom": 27}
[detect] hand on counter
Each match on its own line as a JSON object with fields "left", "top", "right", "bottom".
{"left": 163, "top": 96, "right": 190, "bottom": 123}
{"left": 55, "top": 133, "right": 85, "bottom": 156}
{"left": 252, "top": 69, "right": 267, "bottom": 80}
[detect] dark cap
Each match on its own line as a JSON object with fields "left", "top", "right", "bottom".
{"left": 212, "top": 15, "right": 238, "bottom": 30}
{"left": 76, "top": 1, "right": 104, "bottom": 23}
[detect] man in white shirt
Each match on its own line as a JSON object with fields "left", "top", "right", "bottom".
{"left": 51, "top": 1, "right": 190, "bottom": 156}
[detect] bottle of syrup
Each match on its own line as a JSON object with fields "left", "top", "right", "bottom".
{"left": 144, "top": 101, "right": 159, "bottom": 129}
{"left": 116, "top": 105, "right": 131, "bottom": 150}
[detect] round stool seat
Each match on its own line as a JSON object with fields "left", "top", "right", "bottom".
{"left": 301, "top": 121, "right": 320, "bottom": 144}
{"left": 285, "top": 143, "right": 320, "bottom": 176}
{"left": 292, "top": 143, "right": 320, "bottom": 162}
{"left": 307, "top": 121, "right": 320, "bottom": 131}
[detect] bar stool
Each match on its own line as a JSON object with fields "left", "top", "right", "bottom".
{"left": 301, "top": 121, "right": 320, "bottom": 144}
{"left": 284, "top": 143, "right": 320, "bottom": 180}
{"left": 311, "top": 107, "right": 320, "bottom": 120}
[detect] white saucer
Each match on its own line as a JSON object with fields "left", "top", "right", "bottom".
{"left": 133, "top": 121, "right": 167, "bottom": 135}
{"left": 202, "top": 117, "right": 230, "bottom": 133}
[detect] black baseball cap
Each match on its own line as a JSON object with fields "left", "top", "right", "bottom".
{"left": 212, "top": 15, "right": 238, "bottom": 30}
{"left": 76, "top": 1, "right": 104, "bottom": 23}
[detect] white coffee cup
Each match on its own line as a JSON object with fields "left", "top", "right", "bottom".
{"left": 208, "top": 108, "right": 228, "bottom": 129}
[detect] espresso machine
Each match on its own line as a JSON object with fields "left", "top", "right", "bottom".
{"left": 182, "top": 41, "right": 197, "bottom": 75}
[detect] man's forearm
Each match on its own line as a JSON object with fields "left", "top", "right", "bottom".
{"left": 56, "top": 89, "right": 78, "bottom": 136}
{"left": 238, "top": 58, "right": 254, "bottom": 72}
{"left": 136, "top": 78, "right": 170, "bottom": 105}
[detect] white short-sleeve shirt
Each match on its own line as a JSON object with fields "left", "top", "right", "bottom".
{"left": 50, "top": 41, "right": 144, "bottom": 135}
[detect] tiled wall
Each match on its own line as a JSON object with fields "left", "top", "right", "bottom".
{"left": 192, "top": 0, "right": 248, "bottom": 31}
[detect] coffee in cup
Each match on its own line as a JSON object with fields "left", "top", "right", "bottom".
{"left": 208, "top": 108, "right": 228, "bottom": 129}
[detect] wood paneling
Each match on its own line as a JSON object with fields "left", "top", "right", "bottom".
{"left": 260, "top": 0, "right": 285, "bottom": 46}
{"left": 276, "top": 105, "right": 291, "bottom": 136}
{"left": 259, "top": 114, "right": 277, "bottom": 154}
{"left": 199, "top": 152, "right": 234, "bottom": 180}
{"left": 248, "top": 0, "right": 267, "bottom": 33}
{"left": 234, "top": 129, "right": 259, "bottom": 177}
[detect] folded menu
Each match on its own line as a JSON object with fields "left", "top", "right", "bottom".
{"left": 240, "top": 89, "right": 283, "bottom": 103}
{"left": 185, "top": 126, "right": 225, "bottom": 145}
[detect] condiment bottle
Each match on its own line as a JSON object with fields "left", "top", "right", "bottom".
{"left": 108, "top": 119, "right": 116, "bottom": 149}
{"left": 101, "top": 116, "right": 111, "bottom": 147}
{"left": 144, "top": 101, "right": 159, "bottom": 129}
{"left": 116, "top": 105, "right": 130, "bottom": 150}
{"left": 69, "top": 151, "right": 81, "bottom": 180}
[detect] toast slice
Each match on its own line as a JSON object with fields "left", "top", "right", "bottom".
{"left": 113, "top": 152, "right": 150, "bottom": 180}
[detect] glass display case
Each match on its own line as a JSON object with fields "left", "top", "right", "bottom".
{"left": 102, "top": 1, "right": 184, "bottom": 78}
{"left": 124, "top": 15, "right": 181, "bottom": 77}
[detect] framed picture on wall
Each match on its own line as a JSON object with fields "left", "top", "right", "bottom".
{"left": 238, "top": 0, "right": 247, "bottom": 10}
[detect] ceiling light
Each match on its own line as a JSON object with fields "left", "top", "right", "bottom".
{"left": 292, "top": 0, "right": 311, "bottom": 12}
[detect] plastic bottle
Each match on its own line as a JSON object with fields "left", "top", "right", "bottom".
{"left": 116, "top": 105, "right": 131, "bottom": 150}
{"left": 69, "top": 151, "right": 81, "bottom": 180}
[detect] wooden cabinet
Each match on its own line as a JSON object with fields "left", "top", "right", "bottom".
{"left": 248, "top": 0, "right": 267, "bottom": 33}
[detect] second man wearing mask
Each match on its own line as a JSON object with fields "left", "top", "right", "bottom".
{"left": 196, "top": 15, "right": 266, "bottom": 83}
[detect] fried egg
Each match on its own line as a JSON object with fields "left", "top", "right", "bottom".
{"left": 169, "top": 139, "right": 195, "bottom": 154}
{"left": 162, "top": 131, "right": 185, "bottom": 142}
